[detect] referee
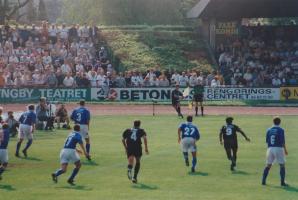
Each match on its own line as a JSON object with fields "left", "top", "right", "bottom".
{"left": 171, "top": 84, "right": 184, "bottom": 118}
{"left": 192, "top": 83, "right": 204, "bottom": 116}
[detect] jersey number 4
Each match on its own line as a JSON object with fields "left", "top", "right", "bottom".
{"left": 131, "top": 130, "right": 137, "bottom": 141}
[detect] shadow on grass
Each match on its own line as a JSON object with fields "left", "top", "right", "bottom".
{"left": 82, "top": 160, "right": 99, "bottom": 166}
{"left": 132, "top": 183, "right": 158, "bottom": 190}
{"left": 0, "top": 184, "right": 16, "bottom": 191}
{"left": 57, "top": 185, "right": 92, "bottom": 191}
{"left": 270, "top": 185, "right": 298, "bottom": 193}
{"left": 19, "top": 157, "right": 43, "bottom": 162}
{"left": 232, "top": 170, "right": 250, "bottom": 175}
{"left": 188, "top": 171, "right": 209, "bottom": 176}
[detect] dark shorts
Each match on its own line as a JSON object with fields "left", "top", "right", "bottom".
{"left": 224, "top": 140, "right": 238, "bottom": 150}
{"left": 127, "top": 147, "right": 142, "bottom": 158}
{"left": 193, "top": 94, "right": 203, "bottom": 102}
{"left": 172, "top": 101, "right": 180, "bottom": 107}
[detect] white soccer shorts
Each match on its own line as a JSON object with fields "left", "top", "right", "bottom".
{"left": 60, "top": 148, "right": 80, "bottom": 164}
{"left": 266, "top": 147, "right": 286, "bottom": 165}
{"left": 0, "top": 149, "right": 8, "bottom": 163}
{"left": 18, "top": 124, "right": 33, "bottom": 140}
{"left": 181, "top": 137, "right": 197, "bottom": 153}
{"left": 79, "top": 125, "right": 89, "bottom": 139}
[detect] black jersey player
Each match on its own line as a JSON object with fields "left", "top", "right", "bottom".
{"left": 122, "top": 120, "right": 149, "bottom": 184}
{"left": 172, "top": 84, "right": 184, "bottom": 118}
{"left": 219, "top": 117, "right": 250, "bottom": 171}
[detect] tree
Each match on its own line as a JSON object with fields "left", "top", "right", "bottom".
{"left": 38, "top": 0, "right": 47, "bottom": 21}
{"left": 0, "top": 0, "right": 32, "bottom": 24}
{"left": 27, "top": 0, "right": 36, "bottom": 22}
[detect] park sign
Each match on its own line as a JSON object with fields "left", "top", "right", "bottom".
{"left": 0, "top": 88, "right": 89, "bottom": 103}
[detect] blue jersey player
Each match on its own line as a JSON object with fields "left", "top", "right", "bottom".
{"left": 178, "top": 115, "right": 200, "bottom": 173}
{"left": 52, "top": 124, "right": 89, "bottom": 185}
{"left": 0, "top": 123, "right": 10, "bottom": 180}
{"left": 71, "top": 100, "right": 91, "bottom": 160}
{"left": 15, "top": 105, "right": 37, "bottom": 158}
{"left": 262, "top": 117, "right": 289, "bottom": 187}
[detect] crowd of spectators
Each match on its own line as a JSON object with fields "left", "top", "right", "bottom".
{"left": 0, "top": 22, "right": 227, "bottom": 89}
{"left": 217, "top": 26, "right": 298, "bottom": 87}
{"left": 1, "top": 22, "right": 297, "bottom": 89}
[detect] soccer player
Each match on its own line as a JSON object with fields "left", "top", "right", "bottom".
{"left": 15, "top": 105, "right": 37, "bottom": 158}
{"left": 171, "top": 84, "right": 184, "bottom": 118}
{"left": 0, "top": 123, "right": 10, "bottom": 180}
{"left": 122, "top": 120, "right": 149, "bottom": 184}
{"left": 192, "top": 83, "right": 204, "bottom": 116}
{"left": 178, "top": 115, "right": 200, "bottom": 173}
{"left": 219, "top": 117, "right": 250, "bottom": 171}
{"left": 51, "top": 124, "right": 90, "bottom": 185}
{"left": 71, "top": 100, "right": 91, "bottom": 160}
{"left": 262, "top": 117, "right": 288, "bottom": 187}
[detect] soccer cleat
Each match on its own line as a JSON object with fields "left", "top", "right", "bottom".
{"left": 191, "top": 167, "right": 195, "bottom": 173}
{"left": 22, "top": 150, "right": 28, "bottom": 158}
{"left": 185, "top": 159, "right": 190, "bottom": 167}
{"left": 132, "top": 178, "right": 138, "bottom": 184}
{"left": 86, "top": 155, "right": 91, "bottom": 161}
{"left": 127, "top": 170, "right": 132, "bottom": 180}
{"left": 281, "top": 182, "right": 289, "bottom": 187}
{"left": 51, "top": 173, "right": 57, "bottom": 183}
{"left": 15, "top": 152, "right": 20, "bottom": 157}
{"left": 67, "top": 179, "right": 76, "bottom": 186}
{"left": 230, "top": 164, "right": 235, "bottom": 171}
{"left": 262, "top": 181, "right": 266, "bottom": 186}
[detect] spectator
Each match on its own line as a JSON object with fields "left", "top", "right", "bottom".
{"left": 211, "top": 76, "right": 221, "bottom": 87}
{"left": 55, "top": 104, "right": 70, "bottom": 129}
{"left": 63, "top": 72, "right": 75, "bottom": 87}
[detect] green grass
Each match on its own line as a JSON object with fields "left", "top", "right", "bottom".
{"left": 1, "top": 115, "right": 298, "bottom": 200}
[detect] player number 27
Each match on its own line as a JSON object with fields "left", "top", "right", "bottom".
{"left": 184, "top": 127, "right": 195, "bottom": 136}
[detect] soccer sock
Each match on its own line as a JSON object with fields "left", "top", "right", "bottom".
{"left": 280, "top": 166, "right": 286, "bottom": 184}
{"left": 201, "top": 106, "right": 204, "bottom": 116}
{"left": 177, "top": 107, "right": 181, "bottom": 115}
{"left": 128, "top": 164, "right": 133, "bottom": 170}
{"left": 134, "top": 162, "right": 140, "bottom": 179}
{"left": 192, "top": 157, "right": 197, "bottom": 169}
{"left": 0, "top": 167, "right": 4, "bottom": 175}
{"left": 262, "top": 167, "right": 270, "bottom": 184}
{"left": 23, "top": 139, "right": 33, "bottom": 151}
{"left": 183, "top": 152, "right": 189, "bottom": 161}
{"left": 55, "top": 169, "right": 65, "bottom": 177}
{"left": 195, "top": 107, "right": 198, "bottom": 115}
{"left": 86, "top": 143, "right": 90, "bottom": 154}
{"left": 16, "top": 141, "right": 22, "bottom": 154}
{"left": 69, "top": 168, "right": 80, "bottom": 181}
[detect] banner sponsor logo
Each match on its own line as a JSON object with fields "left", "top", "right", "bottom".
{"left": 91, "top": 87, "right": 280, "bottom": 101}
{"left": 0, "top": 88, "right": 88, "bottom": 103}
{"left": 280, "top": 87, "right": 298, "bottom": 100}
{"left": 205, "top": 88, "right": 280, "bottom": 100}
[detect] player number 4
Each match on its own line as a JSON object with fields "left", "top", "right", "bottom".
{"left": 131, "top": 130, "right": 137, "bottom": 141}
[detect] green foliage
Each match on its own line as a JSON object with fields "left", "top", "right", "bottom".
{"left": 102, "top": 27, "right": 213, "bottom": 72}
{"left": 1, "top": 115, "right": 298, "bottom": 200}
{"left": 60, "top": 0, "right": 198, "bottom": 25}
{"left": 38, "top": 0, "right": 48, "bottom": 21}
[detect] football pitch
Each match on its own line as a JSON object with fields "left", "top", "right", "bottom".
{"left": 1, "top": 115, "right": 298, "bottom": 200}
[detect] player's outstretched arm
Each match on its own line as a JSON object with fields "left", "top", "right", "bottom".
{"left": 178, "top": 128, "right": 182, "bottom": 144}
{"left": 79, "top": 143, "right": 89, "bottom": 158}
{"left": 143, "top": 136, "right": 149, "bottom": 155}
{"left": 283, "top": 144, "right": 288, "bottom": 156}
{"left": 239, "top": 129, "right": 250, "bottom": 142}
{"left": 219, "top": 131, "right": 223, "bottom": 145}
{"left": 122, "top": 139, "right": 127, "bottom": 153}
